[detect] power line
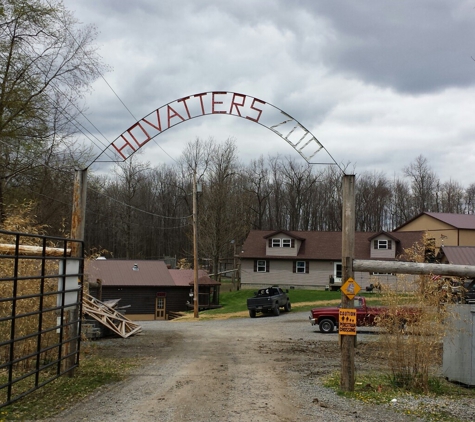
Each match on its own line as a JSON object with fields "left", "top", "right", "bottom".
{"left": 13, "top": 174, "right": 191, "bottom": 231}
{"left": 87, "top": 186, "right": 192, "bottom": 220}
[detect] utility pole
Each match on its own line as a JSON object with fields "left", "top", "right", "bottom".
{"left": 341, "top": 174, "right": 356, "bottom": 391}
{"left": 193, "top": 171, "right": 199, "bottom": 318}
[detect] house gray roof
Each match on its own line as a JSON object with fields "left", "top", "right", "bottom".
{"left": 439, "top": 246, "right": 475, "bottom": 266}
{"left": 240, "top": 230, "right": 424, "bottom": 261}
{"left": 396, "top": 212, "right": 475, "bottom": 230}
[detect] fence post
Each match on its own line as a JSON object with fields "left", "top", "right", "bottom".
{"left": 66, "top": 169, "right": 87, "bottom": 376}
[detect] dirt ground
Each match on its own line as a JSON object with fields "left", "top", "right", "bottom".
{"left": 49, "top": 311, "right": 446, "bottom": 422}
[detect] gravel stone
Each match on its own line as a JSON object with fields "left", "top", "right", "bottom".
{"left": 46, "top": 311, "right": 475, "bottom": 422}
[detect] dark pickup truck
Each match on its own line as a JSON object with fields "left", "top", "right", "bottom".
{"left": 247, "top": 286, "right": 291, "bottom": 318}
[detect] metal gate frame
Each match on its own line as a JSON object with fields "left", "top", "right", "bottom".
{"left": 0, "top": 230, "right": 84, "bottom": 408}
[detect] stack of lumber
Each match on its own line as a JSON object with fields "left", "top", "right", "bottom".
{"left": 82, "top": 293, "right": 142, "bottom": 338}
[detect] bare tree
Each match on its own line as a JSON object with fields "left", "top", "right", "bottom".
{"left": 355, "top": 171, "right": 392, "bottom": 231}
{"left": 112, "top": 155, "right": 151, "bottom": 259}
{"left": 242, "top": 156, "right": 271, "bottom": 230}
{"left": 465, "top": 183, "right": 475, "bottom": 214}
{"left": 437, "top": 179, "right": 465, "bottom": 213}
{"left": 279, "top": 156, "right": 319, "bottom": 231}
{"left": 197, "top": 138, "right": 246, "bottom": 278}
{"left": 403, "top": 155, "right": 439, "bottom": 214}
{"left": 0, "top": 0, "right": 104, "bottom": 222}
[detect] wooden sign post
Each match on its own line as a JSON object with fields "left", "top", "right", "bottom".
{"left": 341, "top": 174, "right": 356, "bottom": 391}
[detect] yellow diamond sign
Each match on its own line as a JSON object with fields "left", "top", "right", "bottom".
{"left": 341, "top": 277, "right": 360, "bottom": 300}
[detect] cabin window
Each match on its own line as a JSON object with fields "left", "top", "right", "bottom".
{"left": 374, "top": 239, "right": 392, "bottom": 250}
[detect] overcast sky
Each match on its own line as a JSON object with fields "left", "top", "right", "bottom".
{"left": 64, "top": 0, "right": 475, "bottom": 185}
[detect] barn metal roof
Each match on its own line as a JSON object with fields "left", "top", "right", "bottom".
{"left": 396, "top": 212, "right": 475, "bottom": 230}
{"left": 439, "top": 246, "right": 475, "bottom": 266}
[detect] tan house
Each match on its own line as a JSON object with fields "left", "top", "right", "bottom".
{"left": 239, "top": 230, "right": 423, "bottom": 290}
{"left": 394, "top": 212, "right": 475, "bottom": 254}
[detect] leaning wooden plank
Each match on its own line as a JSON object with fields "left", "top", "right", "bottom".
{"left": 0, "top": 243, "right": 71, "bottom": 256}
{"left": 82, "top": 293, "right": 142, "bottom": 339}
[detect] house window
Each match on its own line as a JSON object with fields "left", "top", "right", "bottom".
{"left": 255, "top": 259, "right": 268, "bottom": 272}
{"left": 374, "top": 239, "right": 392, "bottom": 250}
{"left": 282, "top": 239, "right": 292, "bottom": 248}
{"left": 335, "top": 263, "right": 342, "bottom": 279}
{"left": 293, "top": 260, "right": 309, "bottom": 273}
{"left": 268, "top": 238, "right": 295, "bottom": 248}
{"left": 296, "top": 261, "right": 306, "bottom": 273}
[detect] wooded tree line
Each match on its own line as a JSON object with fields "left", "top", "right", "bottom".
{"left": 80, "top": 142, "right": 475, "bottom": 268}
{"left": 3, "top": 130, "right": 475, "bottom": 269}
{"left": 2, "top": 1, "right": 475, "bottom": 271}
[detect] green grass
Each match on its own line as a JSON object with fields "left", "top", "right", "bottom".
{"left": 0, "top": 349, "right": 138, "bottom": 420}
{"left": 200, "top": 288, "right": 379, "bottom": 315}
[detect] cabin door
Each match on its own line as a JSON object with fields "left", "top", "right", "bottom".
{"left": 155, "top": 296, "right": 166, "bottom": 320}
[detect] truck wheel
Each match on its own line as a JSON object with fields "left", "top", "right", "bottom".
{"left": 284, "top": 302, "right": 291, "bottom": 312}
{"left": 319, "top": 318, "right": 335, "bottom": 333}
{"left": 249, "top": 309, "right": 256, "bottom": 318}
{"left": 273, "top": 305, "right": 280, "bottom": 316}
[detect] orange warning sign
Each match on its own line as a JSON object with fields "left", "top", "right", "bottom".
{"left": 339, "top": 308, "right": 357, "bottom": 335}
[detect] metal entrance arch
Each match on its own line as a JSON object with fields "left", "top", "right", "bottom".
{"left": 85, "top": 91, "right": 343, "bottom": 319}
{"left": 92, "top": 91, "right": 339, "bottom": 167}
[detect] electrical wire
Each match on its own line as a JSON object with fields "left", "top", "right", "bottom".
{"left": 87, "top": 186, "right": 192, "bottom": 220}
{"left": 14, "top": 175, "right": 192, "bottom": 231}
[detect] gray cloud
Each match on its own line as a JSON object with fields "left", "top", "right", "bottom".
{"left": 65, "top": 0, "right": 475, "bottom": 185}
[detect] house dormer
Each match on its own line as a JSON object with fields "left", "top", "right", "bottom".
{"left": 263, "top": 230, "right": 304, "bottom": 257}
{"left": 368, "top": 231, "right": 398, "bottom": 259}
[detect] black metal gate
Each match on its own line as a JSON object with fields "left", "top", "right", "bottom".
{"left": 0, "top": 230, "right": 84, "bottom": 408}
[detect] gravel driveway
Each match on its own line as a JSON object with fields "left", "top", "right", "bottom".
{"left": 49, "top": 311, "right": 475, "bottom": 422}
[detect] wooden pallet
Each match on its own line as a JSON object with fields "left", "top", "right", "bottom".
{"left": 82, "top": 293, "right": 142, "bottom": 338}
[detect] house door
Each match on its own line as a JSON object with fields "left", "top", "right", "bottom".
{"left": 155, "top": 296, "right": 166, "bottom": 320}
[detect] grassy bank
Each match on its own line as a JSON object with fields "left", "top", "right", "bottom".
{"left": 176, "top": 288, "right": 382, "bottom": 320}
{"left": 0, "top": 345, "right": 138, "bottom": 420}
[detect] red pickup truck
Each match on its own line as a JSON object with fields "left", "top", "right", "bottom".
{"left": 309, "top": 296, "right": 389, "bottom": 333}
